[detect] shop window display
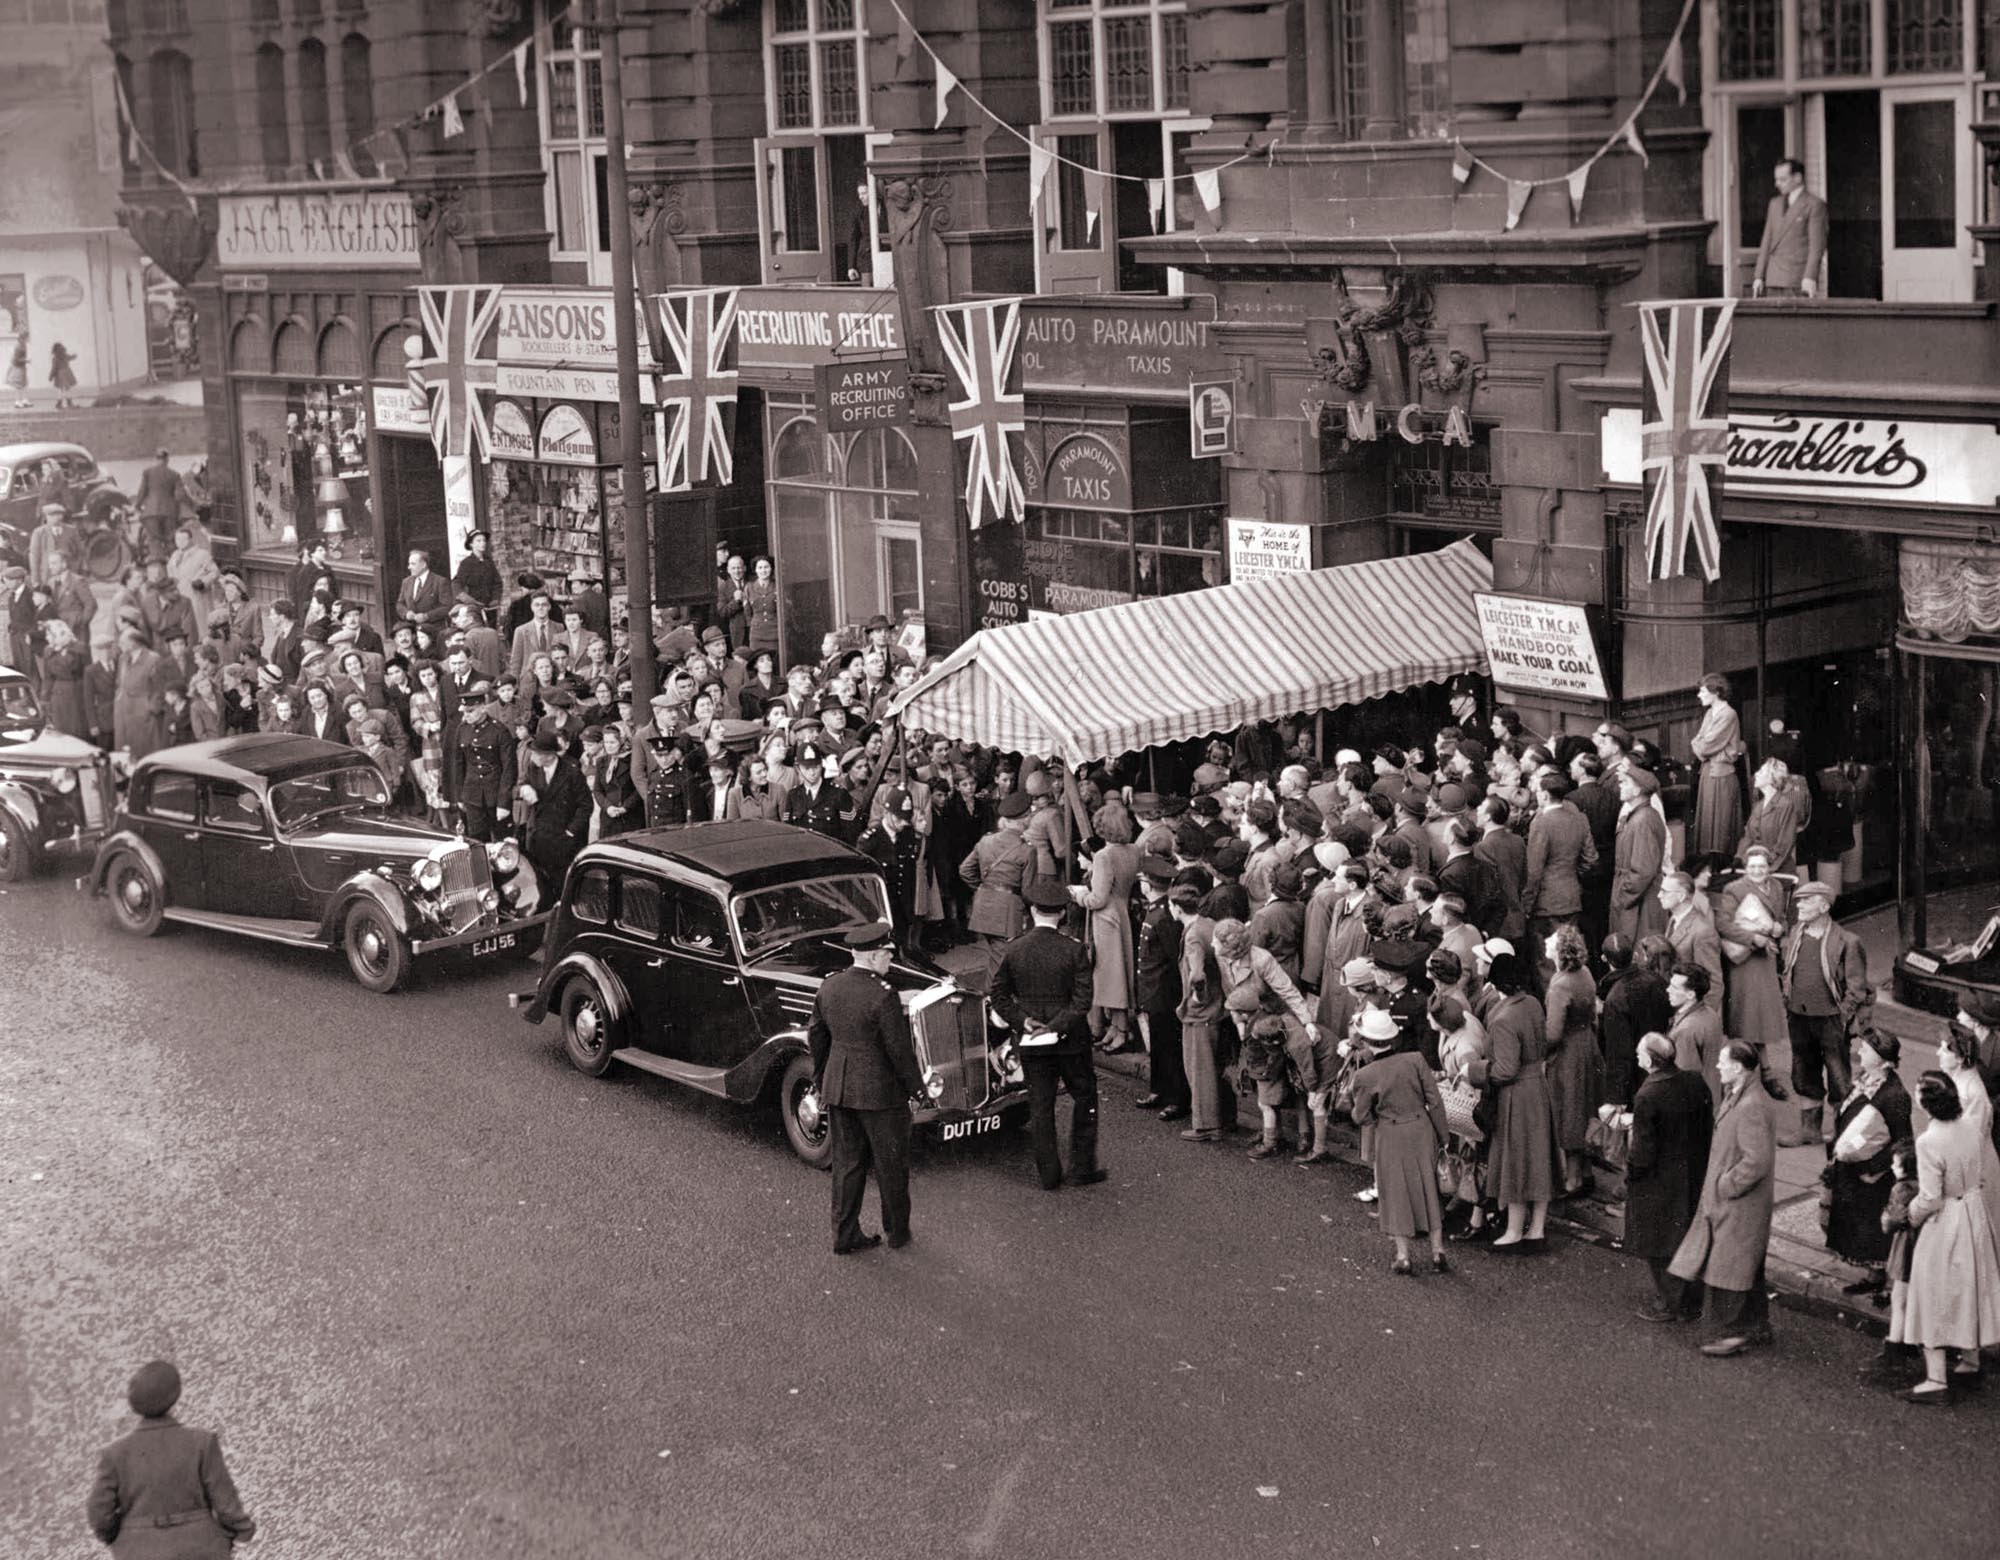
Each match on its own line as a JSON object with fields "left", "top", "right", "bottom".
{"left": 236, "top": 380, "right": 373, "bottom": 559}
{"left": 488, "top": 459, "right": 626, "bottom": 596}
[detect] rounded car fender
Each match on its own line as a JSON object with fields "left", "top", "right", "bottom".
{"left": 87, "top": 828, "right": 161, "bottom": 894}
{"left": 321, "top": 873, "right": 416, "bottom": 942}
{"left": 542, "top": 950, "right": 632, "bottom": 1025}
{"left": 0, "top": 781, "right": 42, "bottom": 839}
{"left": 738, "top": 1028, "right": 812, "bottom": 1103}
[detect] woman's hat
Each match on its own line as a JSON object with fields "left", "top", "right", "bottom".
{"left": 127, "top": 1360, "right": 182, "bottom": 1417}
{"left": 1358, "top": 1008, "right": 1401, "bottom": 1045}
{"left": 997, "top": 792, "right": 1031, "bottom": 820}
{"left": 1626, "top": 766, "right": 1661, "bottom": 796}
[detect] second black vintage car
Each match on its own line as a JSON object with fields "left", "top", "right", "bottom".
{"left": 0, "top": 664, "right": 119, "bottom": 883}
{"left": 512, "top": 820, "right": 1030, "bottom": 1167}
{"left": 86, "top": 735, "right": 548, "bottom": 991}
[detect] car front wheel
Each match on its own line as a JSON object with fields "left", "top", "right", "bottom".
{"left": 778, "top": 1053, "right": 834, "bottom": 1171}
{"left": 559, "top": 977, "right": 620, "bottom": 1076}
{"left": 0, "top": 809, "right": 34, "bottom": 884}
{"left": 104, "top": 851, "right": 164, "bottom": 936}
{"left": 343, "top": 901, "right": 409, "bottom": 993}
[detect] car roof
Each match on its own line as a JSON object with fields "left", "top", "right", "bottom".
{"left": 577, "top": 820, "right": 875, "bottom": 892}
{"left": 0, "top": 442, "right": 95, "bottom": 466}
{"left": 131, "top": 734, "right": 366, "bottom": 785}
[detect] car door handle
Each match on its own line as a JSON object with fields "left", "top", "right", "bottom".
{"left": 721, "top": 976, "right": 739, "bottom": 986}
{"left": 257, "top": 842, "right": 276, "bottom": 853}
{"left": 182, "top": 831, "right": 199, "bottom": 841}
{"left": 646, "top": 958, "right": 664, "bottom": 968}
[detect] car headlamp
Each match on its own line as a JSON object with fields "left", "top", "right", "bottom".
{"left": 52, "top": 767, "right": 77, "bottom": 794}
{"left": 480, "top": 887, "right": 500, "bottom": 913}
{"left": 414, "top": 856, "right": 444, "bottom": 893}
{"left": 922, "top": 1066, "right": 945, "bottom": 1100}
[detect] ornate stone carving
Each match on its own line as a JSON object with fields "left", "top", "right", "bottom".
{"left": 473, "top": 0, "right": 525, "bottom": 38}
{"left": 883, "top": 174, "right": 953, "bottom": 387}
{"left": 693, "top": 0, "right": 751, "bottom": 13}
{"left": 411, "top": 187, "right": 469, "bottom": 283}
{"left": 629, "top": 181, "right": 686, "bottom": 297}
{"left": 1413, "top": 346, "right": 1475, "bottom": 395}
{"left": 115, "top": 197, "right": 217, "bottom": 288}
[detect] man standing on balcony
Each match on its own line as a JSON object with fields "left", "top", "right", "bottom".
{"left": 1751, "top": 158, "right": 1827, "bottom": 299}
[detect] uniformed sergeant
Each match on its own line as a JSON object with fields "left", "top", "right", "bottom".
{"left": 990, "top": 878, "right": 1107, "bottom": 1191}
{"left": 856, "top": 786, "right": 920, "bottom": 953}
{"left": 783, "top": 743, "right": 857, "bottom": 839}
{"left": 807, "top": 922, "right": 926, "bottom": 1253}
{"left": 450, "top": 697, "right": 515, "bottom": 842}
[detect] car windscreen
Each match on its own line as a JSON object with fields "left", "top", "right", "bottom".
{"left": 731, "top": 873, "right": 892, "bottom": 960}
{"left": 269, "top": 765, "right": 391, "bottom": 829}
{"left": 0, "top": 678, "right": 43, "bottom": 738}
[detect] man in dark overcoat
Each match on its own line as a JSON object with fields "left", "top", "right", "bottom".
{"left": 519, "top": 722, "right": 591, "bottom": 891}
{"left": 990, "top": 879, "right": 1106, "bottom": 1191}
{"left": 86, "top": 1359, "right": 256, "bottom": 1558}
{"left": 807, "top": 922, "right": 927, "bottom": 1253}
{"left": 1623, "top": 1032, "right": 1715, "bottom": 1323}
{"left": 1133, "top": 854, "right": 1190, "bottom": 1120}
{"left": 855, "top": 785, "right": 921, "bottom": 954}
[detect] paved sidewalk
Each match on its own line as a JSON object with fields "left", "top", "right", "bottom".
{"left": 932, "top": 905, "right": 1949, "bottom": 1336}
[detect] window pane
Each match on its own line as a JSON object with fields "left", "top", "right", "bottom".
{"left": 1888, "top": 0, "right": 1963, "bottom": 72}
{"left": 570, "top": 868, "right": 610, "bottom": 925}
{"left": 775, "top": 42, "right": 813, "bottom": 129}
{"left": 549, "top": 59, "right": 578, "bottom": 140}
{"left": 1050, "top": 19, "right": 1094, "bottom": 115}
{"left": 615, "top": 876, "right": 663, "bottom": 938}
{"left": 1719, "top": 0, "right": 1781, "bottom": 80}
{"left": 819, "top": 39, "right": 858, "bottom": 125}
{"left": 585, "top": 58, "right": 605, "bottom": 137}
{"left": 1404, "top": 0, "right": 1452, "bottom": 136}
{"left": 1163, "top": 13, "right": 1190, "bottom": 109}
{"left": 1893, "top": 99, "right": 1957, "bottom": 247}
{"left": 553, "top": 148, "right": 585, "bottom": 249}
{"left": 256, "top": 44, "right": 289, "bottom": 172}
{"left": 1337, "top": 0, "right": 1369, "bottom": 139}
{"left": 297, "top": 40, "right": 331, "bottom": 165}
{"left": 818, "top": 0, "right": 853, "bottom": 28}
{"left": 1104, "top": 15, "right": 1154, "bottom": 111}
{"left": 781, "top": 145, "right": 821, "bottom": 250}
{"left": 1056, "top": 134, "right": 1098, "bottom": 250}
{"left": 148, "top": 773, "right": 197, "bottom": 822}
{"left": 594, "top": 151, "right": 612, "bottom": 253}
{"left": 884, "top": 535, "right": 922, "bottom": 621}
{"left": 1734, "top": 103, "right": 1788, "bottom": 254}
{"left": 676, "top": 892, "right": 729, "bottom": 950}
{"left": 774, "top": 0, "right": 807, "bottom": 32}
{"left": 1800, "top": 0, "right": 1871, "bottom": 75}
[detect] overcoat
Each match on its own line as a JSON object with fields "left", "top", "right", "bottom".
{"left": 1624, "top": 1066, "right": 1714, "bottom": 1262}
{"left": 86, "top": 1417, "right": 255, "bottom": 1560}
{"left": 1669, "top": 1078, "right": 1779, "bottom": 1294}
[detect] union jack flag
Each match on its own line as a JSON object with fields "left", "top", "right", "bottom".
{"left": 936, "top": 297, "right": 1026, "bottom": 529}
{"left": 415, "top": 285, "right": 504, "bottom": 463}
{"left": 1638, "top": 299, "right": 1736, "bottom": 583}
{"left": 653, "top": 287, "right": 739, "bottom": 491}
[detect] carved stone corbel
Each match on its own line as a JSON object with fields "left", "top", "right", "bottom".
{"left": 410, "top": 186, "right": 469, "bottom": 284}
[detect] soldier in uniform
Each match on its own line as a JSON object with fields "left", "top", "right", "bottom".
{"left": 782, "top": 743, "right": 856, "bottom": 838}
{"left": 856, "top": 785, "right": 920, "bottom": 953}
{"left": 807, "top": 922, "right": 927, "bottom": 1253}
{"left": 990, "top": 878, "right": 1107, "bottom": 1191}
{"left": 450, "top": 697, "right": 515, "bottom": 843}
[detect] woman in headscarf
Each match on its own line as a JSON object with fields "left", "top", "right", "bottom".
{"left": 1350, "top": 1005, "right": 1452, "bottom": 1274}
{"left": 1894, "top": 1071, "right": 2000, "bottom": 1403}
{"left": 1822, "top": 1030, "right": 1912, "bottom": 1303}
{"left": 1689, "top": 672, "right": 1744, "bottom": 858}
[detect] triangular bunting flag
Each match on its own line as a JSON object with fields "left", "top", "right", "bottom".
{"left": 1622, "top": 121, "right": 1649, "bottom": 166}
{"left": 514, "top": 40, "right": 531, "bottom": 105}
{"left": 1145, "top": 177, "right": 1164, "bottom": 234}
{"left": 1566, "top": 164, "right": 1590, "bottom": 222}
{"left": 1028, "top": 143, "right": 1054, "bottom": 223}
{"left": 1664, "top": 34, "right": 1686, "bottom": 105}
{"left": 934, "top": 60, "right": 957, "bottom": 129}
{"left": 310, "top": 158, "right": 326, "bottom": 181}
{"left": 1082, "top": 169, "right": 1102, "bottom": 243}
{"left": 1504, "top": 179, "right": 1532, "bottom": 232}
{"left": 1194, "top": 168, "right": 1221, "bottom": 221}
{"left": 441, "top": 91, "right": 464, "bottom": 139}
{"left": 1452, "top": 142, "right": 1473, "bottom": 187}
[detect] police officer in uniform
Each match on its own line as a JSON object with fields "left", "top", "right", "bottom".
{"left": 807, "top": 922, "right": 926, "bottom": 1253}
{"left": 783, "top": 743, "right": 856, "bottom": 838}
{"left": 990, "top": 878, "right": 1107, "bottom": 1191}
{"left": 856, "top": 785, "right": 920, "bottom": 953}
{"left": 450, "top": 697, "right": 515, "bottom": 842}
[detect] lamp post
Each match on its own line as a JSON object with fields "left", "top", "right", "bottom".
{"left": 592, "top": 0, "right": 656, "bottom": 711}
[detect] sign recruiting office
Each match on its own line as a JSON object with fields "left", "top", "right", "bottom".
{"left": 1473, "top": 592, "right": 1609, "bottom": 701}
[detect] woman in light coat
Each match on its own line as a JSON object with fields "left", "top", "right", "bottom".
{"left": 1543, "top": 922, "right": 1601, "bottom": 1197}
{"left": 1484, "top": 952, "right": 1556, "bottom": 1250}
{"left": 1350, "top": 1007, "right": 1452, "bottom": 1274}
{"left": 1689, "top": 672, "right": 1744, "bottom": 859}
{"left": 1073, "top": 803, "right": 1139, "bottom": 1051}
{"left": 1213, "top": 916, "right": 1318, "bottom": 1161}
{"left": 1718, "top": 846, "right": 1789, "bottom": 1055}
{"left": 1669, "top": 1042, "right": 1782, "bottom": 1355}
{"left": 1894, "top": 1071, "right": 2000, "bottom": 1403}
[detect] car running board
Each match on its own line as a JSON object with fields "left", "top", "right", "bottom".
{"left": 162, "top": 909, "right": 327, "bottom": 948}
{"left": 609, "top": 1049, "right": 730, "bottom": 1095}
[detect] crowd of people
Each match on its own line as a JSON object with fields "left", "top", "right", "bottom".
{"left": 10, "top": 524, "right": 1999, "bottom": 1397}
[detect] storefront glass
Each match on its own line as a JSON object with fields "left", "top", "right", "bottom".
{"left": 236, "top": 380, "right": 374, "bottom": 563}
{"left": 1028, "top": 503, "right": 1223, "bottom": 611}
{"left": 484, "top": 400, "right": 631, "bottom": 596}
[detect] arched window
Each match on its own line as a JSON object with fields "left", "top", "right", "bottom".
{"left": 146, "top": 49, "right": 196, "bottom": 177}
{"left": 297, "top": 38, "right": 332, "bottom": 167}
{"left": 340, "top": 34, "right": 373, "bottom": 145}
{"left": 256, "top": 44, "right": 290, "bottom": 174}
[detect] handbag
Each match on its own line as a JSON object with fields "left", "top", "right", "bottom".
{"left": 1439, "top": 1076, "right": 1483, "bottom": 1143}
{"left": 1584, "top": 1113, "right": 1631, "bottom": 1170}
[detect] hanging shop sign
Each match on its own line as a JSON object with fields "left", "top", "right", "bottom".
{"left": 371, "top": 382, "right": 429, "bottom": 437}
{"left": 1041, "top": 433, "right": 1131, "bottom": 512}
{"left": 1018, "top": 298, "right": 1220, "bottom": 400}
{"left": 32, "top": 275, "right": 84, "bottom": 311}
{"left": 495, "top": 287, "right": 655, "bottom": 370}
{"left": 490, "top": 398, "right": 535, "bottom": 461}
{"left": 733, "top": 287, "right": 900, "bottom": 372}
{"left": 537, "top": 403, "right": 597, "bottom": 466}
{"left": 815, "top": 357, "right": 909, "bottom": 432}
{"left": 1227, "top": 518, "right": 1311, "bottom": 581}
{"left": 1600, "top": 407, "right": 2000, "bottom": 511}
{"left": 1473, "top": 592, "right": 1609, "bottom": 701}
{"left": 1191, "top": 377, "right": 1236, "bottom": 457}
{"left": 217, "top": 190, "right": 420, "bottom": 270}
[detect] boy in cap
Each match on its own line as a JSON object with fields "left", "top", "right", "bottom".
{"left": 88, "top": 1361, "right": 256, "bottom": 1556}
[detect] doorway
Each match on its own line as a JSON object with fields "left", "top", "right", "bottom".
{"left": 1823, "top": 90, "right": 1882, "bottom": 299}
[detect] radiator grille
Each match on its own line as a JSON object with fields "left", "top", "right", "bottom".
{"left": 911, "top": 988, "right": 992, "bottom": 1114}
{"left": 435, "top": 844, "right": 491, "bottom": 934}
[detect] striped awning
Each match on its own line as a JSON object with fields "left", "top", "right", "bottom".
{"left": 887, "top": 539, "right": 1494, "bottom": 766}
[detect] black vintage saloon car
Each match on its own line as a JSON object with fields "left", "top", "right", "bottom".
{"left": 513, "top": 820, "right": 1030, "bottom": 1167}
{"left": 0, "top": 664, "right": 118, "bottom": 882}
{"left": 86, "top": 735, "right": 548, "bottom": 991}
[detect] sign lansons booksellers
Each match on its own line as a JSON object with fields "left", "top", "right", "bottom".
{"left": 217, "top": 191, "right": 420, "bottom": 270}
{"left": 1473, "top": 592, "right": 1609, "bottom": 701}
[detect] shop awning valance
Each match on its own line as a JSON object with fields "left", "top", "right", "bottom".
{"left": 887, "top": 539, "right": 1495, "bottom": 766}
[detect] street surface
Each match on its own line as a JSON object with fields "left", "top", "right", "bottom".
{"left": 3, "top": 870, "right": 1996, "bottom": 1560}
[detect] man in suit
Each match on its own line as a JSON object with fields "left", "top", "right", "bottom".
{"left": 42, "top": 551, "right": 94, "bottom": 642}
{"left": 1779, "top": 878, "right": 1874, "bottom": 1143}
{"left": 289, "top": 540, "right": 333, "bottom": 618}
{"left": 132, "top": 449, "right": 187, "bottom": 563}
{"left": 1751, "top": 157, "right": 1827, "bottom": 299}
{"left": 1666, "top": 963, "right": 1726, "bottom": 1106}
{"left": 1524, "top": 772, "right": 1597, "bottom": 986}
{"left": 519, "top": 722, "right": 592, "bottom": 888}
{"left": 1568, "top": 751, "right": 1619, "bottom": 951}
{"left": 1438, "top": 820, "right": 1504, "bottom": 939}
{"left": 395, "top": 548, "right": 451, "bottom": 634}
{"left": 989, "top": 878, "right": 1107, "bottom": 1191}
{"left": 1133, "top": 853, "right": 1190, "bottom": 1121}
{"left": 1474, "top": 796, "right": 1528, "bottom": 943}
{"left": 1622, "top": 1032, "right": 1716, "bottom": 1324}
{"left": 451, "top": 697, "right": 515, "bottom": 843}
{"left": 1611, "top": 766, "right": 1670, "bottom": 945}
{"left": 448, "top": 602, "right": 504, "bottom": 682}
{"left": 87, "top": 1359, "right": 256, "bottom": 1557}
{"left": 509, "top": 589, "right": 562, "bottom": 676}
{"left": 808, "top": 920, "right": 926, "bottom": 1252}
{"left": 137, "top": 558, "right": 195, "bottom": 651}
{"left": 1659, "top": 870, "right": 1724, "bottom": 1014}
